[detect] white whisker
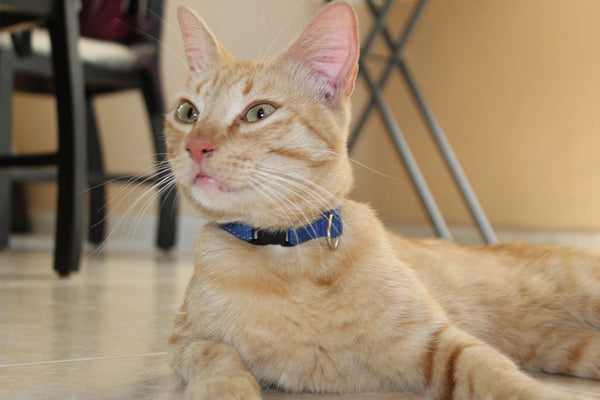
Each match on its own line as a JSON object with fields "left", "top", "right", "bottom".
{"left": 250, "top": 172, "right": 314, "bottom": 230}
{"left": 87, "top": 153, "right": 178, "bottom": 255}
{"left": 247, "top": 174, "right": 320, "bottom": 261}
{"left": 253, "top": 163, "right": 336, "bottom": 209}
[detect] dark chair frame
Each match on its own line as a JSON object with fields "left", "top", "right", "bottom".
{"left": 0, "top": 0, "right": 177, "bottom": 276}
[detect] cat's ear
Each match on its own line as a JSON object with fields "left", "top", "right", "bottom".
{"left": 177, "top": 6, "right": 228, "bottom": 73}
{"left": 282, "top": 1, "right": 359, "bottom": 102}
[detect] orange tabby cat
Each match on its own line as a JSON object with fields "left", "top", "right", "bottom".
{"left": 166, "top": 2, "right": 600, "bottom": 399}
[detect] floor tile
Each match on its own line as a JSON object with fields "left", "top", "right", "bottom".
{"left": 0, "top": 250, "right": 192, "bottom": 365}
{"left": 2, "top": 243, "right": 600, "bottom": 399}
{"left": 0, "top": 353, "right": 182, "bottom": 400}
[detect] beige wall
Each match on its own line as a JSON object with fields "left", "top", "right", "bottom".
{"left": 351, "top": 0, "right": 600, "bottom": 230}
{"left": 13, "top": 0, "right": 600, "bottom": 231}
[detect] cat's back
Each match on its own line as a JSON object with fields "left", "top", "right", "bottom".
{"left": 390, "top": 232, "right": 600, "bottom": 292}
{"left": 389, "top": 229, "right": 600, "bottom": 357}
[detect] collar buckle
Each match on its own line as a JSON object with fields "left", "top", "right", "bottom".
{"left": 251, "top": 229, "right": 290, "bottom": 246}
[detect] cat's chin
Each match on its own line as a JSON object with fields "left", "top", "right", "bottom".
{"left": 186, "top": 182, "right": 234, "bottom": 214}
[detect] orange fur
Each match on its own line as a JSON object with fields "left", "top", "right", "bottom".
{"left": 166, "top": 2, "right": 600, "bottom": 399}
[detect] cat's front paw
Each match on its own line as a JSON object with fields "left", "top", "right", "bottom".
{"left": 185, "top": 377, "right": 263, "bottom": 400}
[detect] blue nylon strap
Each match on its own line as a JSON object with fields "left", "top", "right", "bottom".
{"left": 220, "top": 208, "right": 342, "bottom": 247}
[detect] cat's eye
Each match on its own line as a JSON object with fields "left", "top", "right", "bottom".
{"left": 243, "top": 103, "right": 276, "bottom": 122}
{"left": 176, "top": 101, "right": 199, "bottom": 123}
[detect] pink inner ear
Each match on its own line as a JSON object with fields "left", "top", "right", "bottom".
{"left": 177, "top": 6, "right": 221, "bottom": 72}
{"left": 285, "top": 3, "right": 359, "bottom": 100}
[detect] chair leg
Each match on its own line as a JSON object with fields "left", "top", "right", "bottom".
{"left": 153, "top": 115, "right": 178, "bottom": 250}
{"left": 141, "top": 67, "right": 177, "bottom": 250}
{"left": 86, "top": 94, "right": 106, "bottom": 245}
{"left": 356, "top": 0, "right": 497, "bottom": 244}
{"left": 11, "top": 182, "right": 31, "bottom": 233}
{"left": 48, "top": 1, "right": 87, "bottom": 276}
{"left": 0, "top": 51, "right": 15, "bottom": 249}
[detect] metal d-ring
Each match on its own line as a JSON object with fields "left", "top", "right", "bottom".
{"left": 326, "top": 213, "right": 340, "bottom": 250}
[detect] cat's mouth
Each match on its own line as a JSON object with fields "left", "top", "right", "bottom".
{"left": 193, "top": 171, "right": 231, "bottom": 192}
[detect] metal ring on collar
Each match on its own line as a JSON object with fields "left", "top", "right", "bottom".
{"left": 326, "top": 213, "right": 340, "bottom": 250}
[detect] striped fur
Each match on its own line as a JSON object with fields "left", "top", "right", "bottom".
{"left": 166, "top": 2, "right": 599, "bottom": 399}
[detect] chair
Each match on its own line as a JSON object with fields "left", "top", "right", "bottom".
{"left": 0, "top": 0, "right": 178, "bottom": 275}
{"left": 330, "top": 0, "right": 497, "bottom": 243}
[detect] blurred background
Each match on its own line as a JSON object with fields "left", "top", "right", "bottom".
{"left": 10, "top": 0, "right": 600, "bottom": 250}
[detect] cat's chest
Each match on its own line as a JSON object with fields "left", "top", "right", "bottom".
{"left": 189, "top": 251, "right": 380, "bottom": 390}
{"left": 191, "top": 254, "right": 343, "bottom": 341}
{"left": 187, "top": 228, "right": 437, "bottom": 391}
{"left": 193, "top": 241, "right": 372, "bottom": 330}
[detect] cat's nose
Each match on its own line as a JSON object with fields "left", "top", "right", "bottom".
{"left": 186, "top": 140, "right": 214, "bottom": 164}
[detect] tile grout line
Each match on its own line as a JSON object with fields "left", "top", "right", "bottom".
{"left": 0, "top": 352, "right": 168, "bottom": 369}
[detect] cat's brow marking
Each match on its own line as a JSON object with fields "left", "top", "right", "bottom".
{"left": 227, "top": 119, "right": 241, "bottom": 136}
{"left": 242, "top": 79, "right": 254, "bottom": 96}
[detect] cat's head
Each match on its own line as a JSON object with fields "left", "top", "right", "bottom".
{"left": 165, "top": 1, "right": 359, "bottom": 229}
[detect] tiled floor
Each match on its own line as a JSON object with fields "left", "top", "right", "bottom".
{"left": 2, "top": 238, "right": 600, "bottom": 399}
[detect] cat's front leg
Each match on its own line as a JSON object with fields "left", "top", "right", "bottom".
{"left": 168, "top": 333, "right": 262, "bottom": 400}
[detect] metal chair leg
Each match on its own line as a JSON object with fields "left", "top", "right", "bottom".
{"left": 349, "top": 0, "right": 430, "bottom": 150}
{"left": 398, "top": 61, "right": 498, "bottom": 244}
{"left": 360, "top": 61, "right": 453, "bottom": 240}
{"left": 352, "top": 0, "right": 497, "bottom": 243}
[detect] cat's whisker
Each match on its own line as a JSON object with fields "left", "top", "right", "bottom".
{"left": 251, "top": 170, "right": 330, "bottom": 244}
{"left": 257, "top": 176, "right": 330, "bottom": 226}
{"left": 88, "top": 164, "right": 177, "bottom": 255}
{"left": 84, "top": 161, "right": 169, "bottom": 241}
{"left": 251, "top": 167, "right": 346, "bottom": 253}
{"left": 251, "top": 178, "right": 331, "bottom": 234}
{"left": 250, "top": 172, "right": 317, "bottom": 231}
{"left": 347, "top": 157, "right": 400, "bottom": 180}
{"left": 253, "top": 164, "right": 335, "bottom": 213}
{"left": 251, "top": 172, "right": 332, "bottom": 262}
{"left": 90, "top": 161, "right": 170, "bottom": 217}
{"left": 320, "top": 149, "right": 401, "bottom": 181}
{"left": 246, "top": 175, "right": 297, "bottom": 229}
{"left": 256, "top": 163, "right": 337, "bottom": 200}
{"left": 113, "top": 177, "right": 176, "bottom": 253}
{"left": 89, "top": 186, "right": 154, "bottom": 255}
{"left": 83, "top": 156, "right": 169, "bottom": 196}
{"left": 123, "top": 177, "right": 174, "bottom": 247}
{"left": 247, "top": 175, "right": 320, "bottom": 262}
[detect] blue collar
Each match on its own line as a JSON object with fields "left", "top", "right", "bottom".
{"left": 220, "top": 208, "right": 342, "bottom": 248}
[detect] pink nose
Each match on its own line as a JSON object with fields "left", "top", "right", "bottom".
{"left": 186, "top": 141, "right": 214, "bottom": 164}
